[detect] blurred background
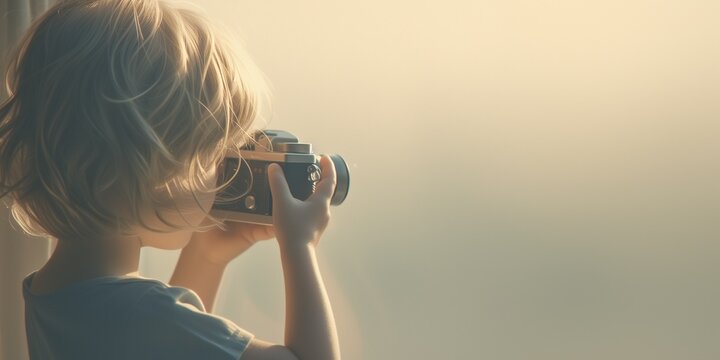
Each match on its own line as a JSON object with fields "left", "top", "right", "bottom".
{"left": 3, "top": 0, "right": 716, "bottom": 359}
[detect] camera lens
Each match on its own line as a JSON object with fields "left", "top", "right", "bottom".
{"left": 326, "top": 154, "right": 350, "bottom": 206}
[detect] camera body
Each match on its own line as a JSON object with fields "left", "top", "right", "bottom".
{"left": 210, "top": 129, "right": 349, "bottom": 225}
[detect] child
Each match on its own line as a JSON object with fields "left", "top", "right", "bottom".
{"left": 0, "top": 0, "right": 341, "bottom": 359}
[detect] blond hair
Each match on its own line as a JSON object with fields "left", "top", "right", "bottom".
{"left": 0, "top": 0, "right": 269, "bottom": 241}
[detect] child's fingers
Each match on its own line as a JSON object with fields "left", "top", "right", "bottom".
{"left": 267, "top": 163, "right": 293, "bottom": 204}
{"left": 311, "top": 155, "right": 337, "bottom": 204}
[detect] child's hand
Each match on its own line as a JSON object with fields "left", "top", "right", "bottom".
{"left": 267, "top": 154, "right": 337, "bottom": 249}
{"left": 184, "top": 221, "right": 276, "bottom": 265}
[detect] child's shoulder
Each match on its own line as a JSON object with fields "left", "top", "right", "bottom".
{"left": 24, "top": 271, "right": 205, "bottom": 314}
{"left": 107, "top": 276, "right": 255, "bottom": 359}
{"left": 24, "top": 272, "right": 253, "bottom": 359}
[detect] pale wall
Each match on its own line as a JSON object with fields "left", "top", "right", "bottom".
{"left": 142, "top": 1, "right": 720, "bottom": 359}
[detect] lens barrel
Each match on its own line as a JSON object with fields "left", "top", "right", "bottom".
{"left": 326, "top": 154, "right": 350, "bottom": 206}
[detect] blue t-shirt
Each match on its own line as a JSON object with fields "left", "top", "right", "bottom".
{"left": 23, "top": 272, "right": 254, "bottom": 360}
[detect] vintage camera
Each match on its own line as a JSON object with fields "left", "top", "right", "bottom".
{"left": 210, "top": 129, "right": 350, "bottom": 225}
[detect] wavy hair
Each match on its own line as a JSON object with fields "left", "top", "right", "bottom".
{"left": 0, "top": 0, "right": 270, "bottom": 241}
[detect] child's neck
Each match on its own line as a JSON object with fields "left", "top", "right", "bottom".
{"left": 29, "top": 235, "right": 142, "bottom": 295}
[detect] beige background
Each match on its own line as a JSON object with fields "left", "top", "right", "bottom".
{"left": 142, "top": 1, "right": 720, "bottom": 359}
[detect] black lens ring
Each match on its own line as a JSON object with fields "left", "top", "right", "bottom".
{"left": 327, "top": 154, "right": 350, "bottom": 206}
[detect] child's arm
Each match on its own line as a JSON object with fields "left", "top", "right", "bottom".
{"left": 169, "top": 248, "right": 229, "bottom": 313}
{"left": 279, "top": 240, "right": 340, "bottom": 360}
{"left": 242, "top": 155, "right": 341, "bottom": 360}
{"left": 169, "top": 223, "right": 274, "bottom": 312}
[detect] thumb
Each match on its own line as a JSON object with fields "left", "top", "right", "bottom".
{"left": 311, "top": 155, "right": 337, "bottom": 203}
{"left": 267, "top": 163, "right": 293, "bottom": 202}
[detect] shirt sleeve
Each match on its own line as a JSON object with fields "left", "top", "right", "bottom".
{"left": 126, "top": 283, "right": 254, "bottom": 360}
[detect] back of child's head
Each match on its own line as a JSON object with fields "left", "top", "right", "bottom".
{"left": 0, "top": 0, "right": 269, "bottom": 242}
